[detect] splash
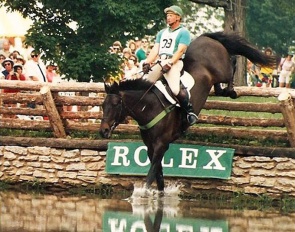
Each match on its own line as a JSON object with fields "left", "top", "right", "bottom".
{"left": 125, "top": 182, "right": 182, "bottom": 218}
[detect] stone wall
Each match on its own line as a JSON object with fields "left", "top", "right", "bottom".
{"left": 0, "top": 145, "right": 295, "bottom": 197}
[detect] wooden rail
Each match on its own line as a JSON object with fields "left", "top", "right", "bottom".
{"left": 1, "top": 80, "right": 295, "bottom": 149}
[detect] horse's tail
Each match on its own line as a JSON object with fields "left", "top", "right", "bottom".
{"left": 202, "top": 31, "right": 277, "bottom": 68}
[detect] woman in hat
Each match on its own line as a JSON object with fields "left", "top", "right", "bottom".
{"left": 3, "top": 63, "right": 26, "bottom": 93}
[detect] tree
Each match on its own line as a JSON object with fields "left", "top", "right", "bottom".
{"left": 0, "top": 0, "right": 173, "bottom": 81}
{"left": 246, "top": 0, "right": 295, "bottom": 56}
{"left": 189, "top": 0, "right": 247, "bottom": 86}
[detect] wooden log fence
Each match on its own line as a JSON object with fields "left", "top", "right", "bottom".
{"left": 1, "top": 80, "right": 295, "bottom": 152}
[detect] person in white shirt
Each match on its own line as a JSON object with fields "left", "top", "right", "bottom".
{"left": 278, "top": 53, "right": 295, "bottom": 88}
{"left": 24, "top": 50, "right": 47, "bottom": 82}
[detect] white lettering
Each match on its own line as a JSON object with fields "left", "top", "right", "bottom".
{"left": 203, "top": 150, "right": 226, "bottom": 170}
{"left": 108, "top": 218, "right": 127, "bottom": 232}
{"left": 130, "top": 221, "right": 146, "bottom": 232}
{"left": 179, "top": 148, "right": 198, "bottom": 169}
{"left": 160, "top": 223, "right": 170, "bottom": 231}
{"left": 176, "top": 224, "right": 193, "bottom": 232}
{"left": 111, "top": 146, "right": 130, "bottom": 166}
{"left": 162, "top": 156, "right": 173, "bottom": 167}
{"left": 201, "top": 227, "right": 223, "bottom": 232}
{"left": 134, "top": 146, "right": 149, "bottom": 166}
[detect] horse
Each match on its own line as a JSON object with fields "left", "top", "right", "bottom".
{"left": 99, "top": 32, "right": 276, "bottom": 192}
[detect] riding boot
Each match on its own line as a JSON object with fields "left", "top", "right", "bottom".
{"left": 176, "top": 87, "right": 198, "bottom": 126}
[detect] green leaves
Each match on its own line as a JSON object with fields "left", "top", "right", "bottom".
{"left": 1, "top": 0, "right": 173, "bottom": 81}
{"left": 246, "top": 0, "right": 295, "bottom": 55}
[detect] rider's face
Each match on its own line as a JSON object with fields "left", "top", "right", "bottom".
{"left": 166, "top": 13, "right": 180, "bottom": 26}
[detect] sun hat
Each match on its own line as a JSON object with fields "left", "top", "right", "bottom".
{"left": 14, "top": 63, "right": 23, "bottom": 70}
{"left": 2, "top": 58, "right": 14, "bottom": 68}
{"left": 164, "top": 5, "right": 183, "bottom": 17}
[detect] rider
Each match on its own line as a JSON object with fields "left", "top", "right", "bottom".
{"left": 142, "top": 5, "right": 198, "bottom": 125}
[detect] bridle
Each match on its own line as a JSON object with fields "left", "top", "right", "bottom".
{"left": 101, "top": 93, "right": 124, "bottom": 131}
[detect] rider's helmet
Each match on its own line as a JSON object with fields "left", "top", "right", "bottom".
{"left": 164, "top": 5, "right": 183, "bottom": 18}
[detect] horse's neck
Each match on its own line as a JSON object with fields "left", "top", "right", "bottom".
{"left": 122, "top": 90, "right": 159, "bottom": 119}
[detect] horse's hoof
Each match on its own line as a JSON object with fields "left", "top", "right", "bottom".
{"left": 229, "top": 91, "right": 238, "bottom": 99}
{"left": 158, "top": 191, "right": 165, "bottom": 198}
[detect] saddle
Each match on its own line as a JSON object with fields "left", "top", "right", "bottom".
{"left": 154, "top": 71, "right": 195, "bottom": 105}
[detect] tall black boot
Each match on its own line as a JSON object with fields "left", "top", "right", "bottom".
{"left": 176, "top": 87, "right": 198, "bottom": 125}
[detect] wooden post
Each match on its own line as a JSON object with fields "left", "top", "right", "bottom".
{"left": 40, "top": 86, "right": 67, "bottom": 138}
{"left": 278, "top": 92, "right": 295, "bottom": 147}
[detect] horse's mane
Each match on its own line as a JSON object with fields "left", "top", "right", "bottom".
{"left": 118, "top": 78, "right": 154, "bottom": 91}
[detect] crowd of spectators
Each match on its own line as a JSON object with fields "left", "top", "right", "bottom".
{"left": 247, "top": 47, "right": 295, "bottom": 88}
{"left": 109, "top": 37, "right": 153, "bottom": 80}
{"left": 0, "top": 39, "right": 62, "bottom": 119}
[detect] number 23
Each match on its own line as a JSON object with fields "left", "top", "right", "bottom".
{"left": 161, "top": 38, "right": 172, "bottom": 48}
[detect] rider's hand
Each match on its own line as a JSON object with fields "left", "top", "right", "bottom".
{"left": 162, "top": 63, "right": 171, "bottom": 73}
{"left": 142, "top": 63, "right": 151, "bottom": 74}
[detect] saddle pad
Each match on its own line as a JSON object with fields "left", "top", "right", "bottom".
{"left": 154, "top": 71, "right": 195, "bottom": 105}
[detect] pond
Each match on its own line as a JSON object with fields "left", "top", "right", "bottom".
{"left": 1, "top": 187, "right": 295, "bottom": 232}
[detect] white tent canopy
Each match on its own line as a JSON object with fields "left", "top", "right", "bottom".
{"left": 0, "top": 7, "right": 32, "bottom": 37}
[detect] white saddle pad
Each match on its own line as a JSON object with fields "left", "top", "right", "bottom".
{"left": 154, "top": 71, "right": 195, "bottom": 105}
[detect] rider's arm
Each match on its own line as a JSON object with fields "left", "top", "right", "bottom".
{"left": 145, "top": 43, "right": 160, "bottom": 64}
{"left": 170, "top": 44, "right": 187, "bottom": 65}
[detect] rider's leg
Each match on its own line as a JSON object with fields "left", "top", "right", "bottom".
{"left": 165, "top": 60, "right": 198, "bottom": 125}
{"left": 175, "top": 85, "right": 198, "bottom": 125}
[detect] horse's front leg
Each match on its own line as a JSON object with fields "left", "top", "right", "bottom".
{"left": 145, "top": 143, "right": 168, "bottom": 191}
{"left": 146, "top": 160, "right": 164, "bottom": 191}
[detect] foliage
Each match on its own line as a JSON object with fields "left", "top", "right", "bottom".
{"left": 178, "top": 0, "right": 224, "bottom": 36}
{"left": 0, "top": 0, "right": 174, "bottom": 81}
{"left": 246, "top": 0, "right": 295, "bottom": 55}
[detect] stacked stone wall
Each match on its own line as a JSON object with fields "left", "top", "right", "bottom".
{"left": 0, "top": 146, "right": 294, "bottom": 197}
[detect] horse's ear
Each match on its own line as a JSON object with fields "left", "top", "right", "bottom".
{"left": 104, "top": 81, "right": 119, "bottom": 94}
{"left": 104, "top": 82, "right": 111, "bottom": 94}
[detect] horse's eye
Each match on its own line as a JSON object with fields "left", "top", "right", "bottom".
{"left": 111, "top": 98, "right": 120, "bottom": 106}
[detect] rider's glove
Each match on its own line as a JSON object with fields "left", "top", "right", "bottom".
{"left": 162, "top": 63, "right": 172, "bottom": 73}
{"left": 142, "top": 63, "right": 151, "bottom": 74}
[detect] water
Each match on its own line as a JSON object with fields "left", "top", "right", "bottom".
{"left": 0, "top": 186, "right": 294, "bottom": 232}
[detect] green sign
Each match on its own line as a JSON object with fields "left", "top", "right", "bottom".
{"left": 103, "top": 211, "right": 228, "bottom": 232}
{"left": 106, "top": 142, "right": 234, "bottom": 179}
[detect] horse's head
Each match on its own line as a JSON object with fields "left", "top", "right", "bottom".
{"left": 99, "top": 82, "right": 127, "bottom": 138}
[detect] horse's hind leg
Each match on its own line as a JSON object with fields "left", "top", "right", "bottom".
{"left": 214, "top": 56, "right": 238, "bottom": 99}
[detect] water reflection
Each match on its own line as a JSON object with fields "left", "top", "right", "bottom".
{"left": 1, "top": 190, "right": 295, "bottom": 232}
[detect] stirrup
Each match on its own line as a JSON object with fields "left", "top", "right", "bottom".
{"left": 187, "top": 112, "right": 198, "bottom": 126}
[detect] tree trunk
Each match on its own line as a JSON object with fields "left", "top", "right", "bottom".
{"left": 224, "top": 0, "right": 247, "bottom": 86}
{"left": 190, "top": 0, "right": 248, "bottom": 86}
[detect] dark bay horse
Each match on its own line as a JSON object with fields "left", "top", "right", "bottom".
{"left": 99, "top": 32, "right": 276, "bottom": 192}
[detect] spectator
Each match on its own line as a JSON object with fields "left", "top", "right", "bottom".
{"left": 15, "top": 55, "right": 26, "bottom": 65}
{"left": 10, "top": 50, "right": 21, "bottom": 63}
{"left": 122, "top": 47, "right": 132, "bottom": 60}
{"left": 1, "top": 63, "right": 26, "bottom": 118}
{"left": 128, "top": 40, "right": 137, "bottom": 54}
{"left": 24, "top": 50, "right": 47, "bottom": 82}
{"left": 0, "top": 40, "right": 11, "bottom": 58}
{"left": 278, "top": 53, "right": 295, "bottom": 88}
{"left": 257, "top": 47, "right": 274, "bottom": 87}
{"left": 0, "top": 54, "right": 5, "bottom": 73}
{"left": 124, "top": 54, "right": 139, "bottom": 79}
{"left": 135, "top": 38, "right": 149, "bottom": 63}
{"left": 46, "top": 63, "right": 61, "bottom": 83}
{"left": 0, "top": 58, "right": 14, "bottom": 79}
{"left": 111, "top": 41, "right": 123, "bottom": 56}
